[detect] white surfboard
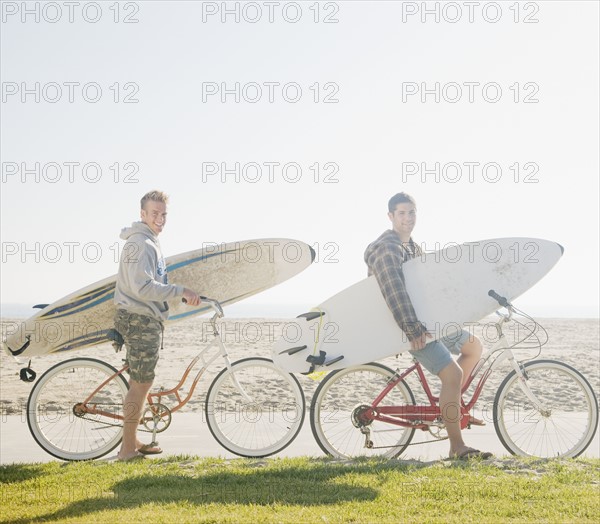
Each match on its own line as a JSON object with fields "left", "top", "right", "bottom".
{"left": 3, "top": 239, "right": 314, "bottom": 358}
{"left": 272, "top": 238, "right": 563, "bottom": 374}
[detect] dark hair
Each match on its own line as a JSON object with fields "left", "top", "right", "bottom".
{"left": 388, "top": 192, "right": 416, "bottom": 213}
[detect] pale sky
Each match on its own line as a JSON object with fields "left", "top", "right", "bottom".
{"left": 1, "top": 0, "right": 599, "bottom": 318}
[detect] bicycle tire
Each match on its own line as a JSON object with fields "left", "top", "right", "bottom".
{"left": 493, "top": 359, "right": 598, "bottom": 458}
{"left": 205, "top": 357, "right": 305, "bottom": 457}
{"left": 310, "top": 362, "right": 416, "bottom": 459}
{"left": 27, "top": 357, "right": 129, "bottom": 461}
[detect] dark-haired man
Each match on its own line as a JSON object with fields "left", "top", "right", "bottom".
{"left": 364, "top": 192, "right": 491, "bottom": 460}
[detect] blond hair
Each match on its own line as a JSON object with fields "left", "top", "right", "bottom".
{"left": 141, "top": 190, "right": 169, "bottom": 209}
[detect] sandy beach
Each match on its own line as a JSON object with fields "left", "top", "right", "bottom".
{"left": 1, "top": 316, "right": 599, "bottom": 463}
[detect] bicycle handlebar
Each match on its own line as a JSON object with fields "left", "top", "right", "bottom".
{"left": 488, "top": 289, "right": 511, "bottom": 308}
{"left": 182, "top": 296, "right": 224, "bottom": 317}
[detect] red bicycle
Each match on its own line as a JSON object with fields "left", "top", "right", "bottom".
{"left": 310, "top": 293, "right": 598, "bottom": 459}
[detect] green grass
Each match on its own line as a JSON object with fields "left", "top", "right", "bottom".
{"left": 1, "top": 456, "right": 598, "bottom": 523}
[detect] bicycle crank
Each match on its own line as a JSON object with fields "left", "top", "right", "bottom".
{"left": 142, "top": 403, "right": 172, "bottom": 433}
{"left": 426, "top": 417, "right": 448, "bottom": 440}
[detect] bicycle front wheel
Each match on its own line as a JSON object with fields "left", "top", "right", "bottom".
{"left": 310, "top": 363, "right": 416, "bottom": 459}
{"left": 494, "top": 359, "right": 598, "bottom": 458}
{"left": 27, "top": 358, "right": 129, "bottom": 461}
{"left": 205, "top": 358, "right": 305, "bottom": 457}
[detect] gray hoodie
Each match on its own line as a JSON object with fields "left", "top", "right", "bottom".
{"left": 114, "top": 222, "right": 184, "bottom": 322}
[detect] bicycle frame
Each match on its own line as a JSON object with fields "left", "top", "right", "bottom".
{"left": 77, "top": 301, "right": 252, "bottom": 422}
{"left": 359, "top": 309, "right": 545, "bottom": 431}
{"left": 25, "top": 295, "right": 309, "bottom": 461}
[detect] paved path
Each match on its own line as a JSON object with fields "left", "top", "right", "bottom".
{"left": 1, "top": 413, "right": 598, "bottom": 464}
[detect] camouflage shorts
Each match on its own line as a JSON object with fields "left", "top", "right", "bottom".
{"left": 114, "top": 309, "right": 163, "bottom": 383}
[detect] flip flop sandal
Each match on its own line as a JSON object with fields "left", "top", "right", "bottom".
{"left": 468, "top": 416, "right": 486, "bottom": 426}
{"left": 451, "top": 448, "right": 493, "bottom": 460}
{"left": 138, "top": 444, "right": 163, "bottom": 455}
{"left": 117, "top": 452, "right": 146, "bottom": 462}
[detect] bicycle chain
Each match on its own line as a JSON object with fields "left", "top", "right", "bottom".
{"left": 366, "top": 436, "right": 449, "bottom": 450}
{"left": 76, "top": 414, "right": 153, "bottom": 432}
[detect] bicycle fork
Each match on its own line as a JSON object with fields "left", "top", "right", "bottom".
{"left": 494, "top": 347, "right": 548, "bottom": 415}
{"left": 215, "top": 335, "right": 253, "bottom": 403}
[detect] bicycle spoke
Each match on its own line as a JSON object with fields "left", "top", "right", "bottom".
{"left": 27, "top": 359, "right": 128, "bottom": 461}
{"left": 310, "top": 363, "right": 416, "bottom": 459}
{"left": 206, "top": 358, "right": 305, "bottom": 457}
{"left": 494, "top": 360, "right": 598, "bottom": 458}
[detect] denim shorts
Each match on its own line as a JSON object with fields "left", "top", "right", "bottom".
{"left": 409, "top": 329, "right": 471, "bottom": 375}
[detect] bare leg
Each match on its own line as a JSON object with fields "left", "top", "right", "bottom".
{"left": 438, "top": 361, "right": 471, "bottom": 457}
{"left": 457, "top": 336, "right": 485, "bottom": 425}
{"left": 457, "top": 336, "right": 483, "bottom": 387}
{"left": 118, "top": 379, "right": 153, "bottom": 460}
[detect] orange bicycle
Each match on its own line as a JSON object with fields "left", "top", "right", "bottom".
{"left": 27, "top": 298, "right": 305, "bottom": 461}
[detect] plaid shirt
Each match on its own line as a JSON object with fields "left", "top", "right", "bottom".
{"left": 364, "top": 230, "right": 428, "bottom": 341}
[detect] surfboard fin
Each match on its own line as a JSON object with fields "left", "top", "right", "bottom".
{"left": 7, "top": 336, "right": 31, "bottom": 356}
{"left": 325, "top": 355, "right": 344, "bottom": 366}
{"left": 279, "top": 345, "right": 307, "bottom": 356}
{"left": 297, "top": 312, "right": 325, "bottom": 321}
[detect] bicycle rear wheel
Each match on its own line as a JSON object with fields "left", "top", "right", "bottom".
{"left": 310, "top": 363, "right": 416, "bottom": 459}
{"left": 205, "top": 358, "right": 305, "bottom": 457}
{"left": 27, "top": 358, "right": 129, "bottom": 461}
{"left": 494, "top": 359, "right": 598, "bottom": 458}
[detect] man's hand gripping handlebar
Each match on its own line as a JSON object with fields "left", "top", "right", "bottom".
{"left": 182, "top": 288, "right": 201, "bottom": 306}
{"left": 182, "top": 294, "right": 224, "bottom": 318}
